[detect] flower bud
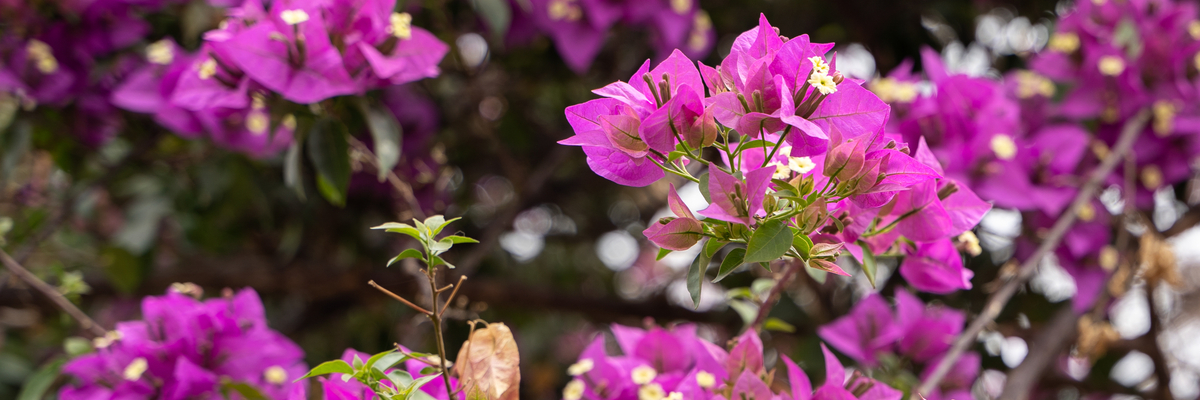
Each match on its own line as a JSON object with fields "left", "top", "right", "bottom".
{"left": 823, "top": 140, "right": 865, "bottom": 182}
{"left": 686, "top": 107, "right": 719, "bottom": 148}
{"left": 850, "top": 159, "right": 882, "bottom": 195}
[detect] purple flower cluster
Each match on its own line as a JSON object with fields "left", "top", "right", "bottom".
{"left": 508, "top": 0, "right": 715, "bottom": 73}
{"left": 319, "top": 348, "right": 458, "bottom": 400}
{"left": 818, "top": 291, "right": 978, "bottom": 400}
{"left": 875, "top": 0, "right": 1200, "bottom": 308}
{"left": 59, "top": 286, "right": 308, "bottom": 400}
{"left": 562, "top": 324, "right": 902, "bottom": 400}
{"left": 560, "top": 15, "right": 989, "bottom": 293}
{"left": 112, "top": 0, "right": 448, "bottom": 156}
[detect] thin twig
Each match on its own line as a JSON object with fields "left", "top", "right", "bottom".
{"left": 997, "top": 306, "right": 1079, "bottom": 400}
{"left": 749, "top": 259, "right": 804, "bottom": 332}
{"left": 915, "top": 109, "right": 1151, "bottom": 397}
{"left": 368, "top": 280, "right": 433, "bottom": 315}
{"left": 425, "top": 265, "right": 457, "bottom": 400}
{"left": 440, "top": 275, "right": 467, "bottom": 317}
{"left": 0, "top": 248, "right": 106, "bottom": 336}
{"left": 1143, "top": 281, "right": 1175, "bottom": 400}
{"left": 346, "top": 136, "right": 427, "bottom": 220}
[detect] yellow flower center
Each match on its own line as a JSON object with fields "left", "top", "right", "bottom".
{"left": 958, "top": 231, "right": 982, "bottom": 256}
{"left": 808, "top": 56, "right": 830, "bottom": 76}
{"left": 696, "top": 371, "right": 716, "bottom": 388}
{"left": 563, "top": 380, "right": 585, "bottom": 400}
{"left": 198, "top": 58, "right": 218, "bottom": 80}
{"left": 990, "top": 134, "right": 1017, "bottom": 160}
{"left": 25, "top": 40, "right": 58, "bottom": 74}
{"left": 1189, "top": 21, "right": 1200, "bottom": 40}
{"left": 1047, "top": 32, "right": 1080, "bottom": 53}
{"left": 548, "top": 0, "right": 583, "bottom": 21}
{"left": 1141, "top": 165, "right": 1163, "bottom": 189}
{"left": 1099, "top": 245, "right": 1119, "bottom": 271}
{"left": 1153, "top": 100, "right": 1176, "bottom": 136}
{"left": 567, "top": 359, "right": 594, "bottom": 376}
{"left": 264, "top": 366, "right": 288, "bottom": 384}
{"left": 670, "top": 0, "right": 691, "bottom": 14}
{"left": 631, "top": 365, "right": 657, "bottom": 385}
{"left": 638, "top": 383, "right": 666, "bottom": 400}
{"left": 123, "top": 358, "right": 148, "bottom": 381}
{"left": 280, "top": 9, "right": 310, "bottom": 25}
{"left": 809, "top": 73, "right": 837, "bottom": 95}
{"left": 146, "top": 39, "right": 174, "bottom": 65}
{"left": 390, "top": 12, "right": 413, "bottom": 40}
{"left": 1098, "top": 56, "right": 1125, "bottom": 76}
{"left": 1077, "top": 202, "right": 1095, "bottom": 222}
{"left": 1015, "top": 71, "right": 1055, "bottom": 99}
{"left": 246, "top": 112, "right": 270, "bottom": 136}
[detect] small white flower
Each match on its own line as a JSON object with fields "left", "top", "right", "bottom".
{"left": 788, "top": 156, "right": 816, "bottom": 174}
{"left": 389, "top": 12, "right": 413, "bottom": 39}
{"left": 563, "top": 379, "right": 586, "bottom": 400}
{"left": 696, "top": 371, "right": 716, "bottom": 388}
{"left": 146, "top": 39, "right": 175, "bottom": 65}
{"left": 25, "top": 40, "right": 58, "bottom": 74}
{"left": 989, "top": 134, "right": 1017, "bottom": 160}
{"left": 198, "top": 58, "right": 218, "bottom": 80}
{"left": 666, "top": 392, "right": 684, "bottom": 400}
{"left": 264, "top": 366, "right": 288, "bottom": 384}
{"left": 123, "top": 357, "right": 148, "bottom": 381}
{"left": 808, "top": 73, "right": 837, "bottom": 95}
{"left": 93, "top": 331, "right": 123, "bottom": 349}
{"left": 638, "top": 383, "right": 666, "bottom": 400}
{"left": 246, "top": 112, "right": 270, "bottom": 136}
{"left": 1047, "top": 32, "right": 1079, "bottom": 53}
{"left": 1098, "top": 56, "right": 1125, "bottom": 76}
{"left": 567, "top": 358, "right": 594, "bottom": 376}
{"left": 631, "top": 365, "right": 657, "bottom": 385}
{"left": 670, "top": 0, "right": 691, "bottom": 14}
{"left": 280, "top": 9, "right": 310, "bottom": 26}
{"left": 808, "top": 56, "right": 830, "bottom": 76}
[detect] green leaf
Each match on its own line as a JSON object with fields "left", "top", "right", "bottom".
{"left": 443, "top": 235, "right": 478, "bottom": 244}
{"left": 810, "top": 242, "right": 844, "bottom": 258}
{"left": 714, "top": 247, "right": 746, "bottom": 283}
{"left": 703, "top": 239, "right": 726, "bottom": 258}
{"left": 744, "top": 219, "right": 791, "bottom": 264}
{"left": 223, "top": 382, "right": 268, "bottom": 400}
{"left": 698, "top": 172, "right": 711, "bottom": 203}
{"left": 430, "top": 239, "right": 452, "bottom": 253}
{"left": 388, "top": 249, "right": 424, "bottom": 267}
{"left": 791, "top": 229, "right": 814, "bottom": 259}
{"left": 63, "top": 337, "right": 92, "bottom": 357}
{"left": 728, "top": 299, "right": 759, "bottom": 325}
{"left": 858, "top": 241, "right": 879, "bottom": 288}
{"left": 402, "top": 373, "right": 442, "bottom": 399}
{"left": 419, "top": 366, "right": 439, "bottom": 375}
{"left": 364, "top": 349, "right": 396, "bottom": 370}
{"left": 656, "top": 247, "right": 673, "bottom": 261}
{"left": 764, "top": 317, "right": 797, "bottom": 333}
{"left": 297, "top": 360, "right": 354, "bottom": 381}
{"left": 686, "top": 248, "right": 712, "bottom": 309}
{"left": 372, "top": 353, "right": 411, "bottom": 372}
{"left": 427, "top": 216, "right": 461, "bottom": 236}
{"left": 356, "top": 98, "right": 403, "bottom": 182}
{"left": 429, "top": 255, "right": 454, "bottom": 269}
{"left": 284, "top": 127, "right": 306, "bottom": 200}
{"left": 16, "top": 358, "right": 64, "bottom": 400}
{"left": 306, "top": 118, "right": 351, "bottom": 207}
{"left": 372, "top": 222, "right": 423, "bottom": 239}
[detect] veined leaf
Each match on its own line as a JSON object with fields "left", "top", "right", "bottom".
{"left": 714, "top": 247, "right": 746, "bottom": 283}
{"left": 744, "top": 219, "right": 791, "bottom": 264}
{"left": 858, "top": 241, "right": 878, "bottom": 288}
{"left": 297, "top": 360, "right": 353, "bottom": 381}
{"left": 388, "top": 249, "right": 424, "bottom": 267}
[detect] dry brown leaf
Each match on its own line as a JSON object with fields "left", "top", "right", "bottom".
{"left": 455, "top": 321, "right": 520, "bottom": 400}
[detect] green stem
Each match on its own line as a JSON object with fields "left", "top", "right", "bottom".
{"left": 762, "top": 126, "right": 793, "bottom": 168}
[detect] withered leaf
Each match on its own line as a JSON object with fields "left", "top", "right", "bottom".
{"left": 455, "top": 322, "right": 520, "bottom": 400}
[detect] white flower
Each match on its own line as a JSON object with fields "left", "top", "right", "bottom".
{"left": 696, "top": 371, "right": 716, "bottom": 388}
{"left": 808, "top": 56, "right": 830, "bottom": 76}
{"left": 198, "top": 58, "right": 218, "bottom": 80}
{"left": 563, "top": 380, "right": 586, "bottom": 400}
{"left": 389, "top": 12, "right": 413, "bottom": 39}
{"left": 808, "top": 73, "right": 837, "bottom": 95}
{"left": 788, "top": 156, "right": 816, "bottom": 174}
{"left": 989, "top": 134, "right": 1017, "bottom": 160}
{"left": 123, "top": 358, "right": 148, "bottom": 381}
{"left": 264, "top": 366, "right": 288, "bottom": 384}
{"left": 567, "top": 358, "right": 594, "bottom": 376}
{"left": 1098, "top": 56, "right": 1125, "bottom": 76}
{"left": 638, "top": 383, "right": 666, "bottom": 400}
{"left": 280, "top": 9, "right": 310, "bottom": 26}
{"left": 631, "top": 365, "right": 657, "bottom": 385}
{"left": 146, "top": 39, "right": 175, "bottom": 65}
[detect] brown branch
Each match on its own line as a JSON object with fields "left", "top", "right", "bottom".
{"left": 1162, "top": 204, "right": 1200, "bottom": 237}
{"left": 0, "top": 248, "right": 106, "bottom": 336}
{"left": 346, "top": 136, "right": 427, "bottom": 221}
{"left": 368, "top": 280, "right": 433, "bottom": 315}
{"left": 997, "top": 306, "right": 1080, "bottom": 400}
{"left": 1143, "top": 281, "right": 1175, "bottom": 400}
{"left": 439, "top": 275, "right": 467, "bottom": 317}
{"left": 916, "top": 109, "right": 1151, "bottom": 397}
{"left": 749, "top": 259, "right": 804, "bottom": 332}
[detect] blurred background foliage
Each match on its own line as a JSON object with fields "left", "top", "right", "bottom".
{"left": 2, "top": 0, "right": 1145, "bottom": 398}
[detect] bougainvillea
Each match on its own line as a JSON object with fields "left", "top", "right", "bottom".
{"left": 59, "top": 286, "right": 308, "bottom": 399}
{"left": 561, "top": 324, "right": 903, "bottom": 400}
{"left": 560, "top": 14, "right": 989, "bottom": 298}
